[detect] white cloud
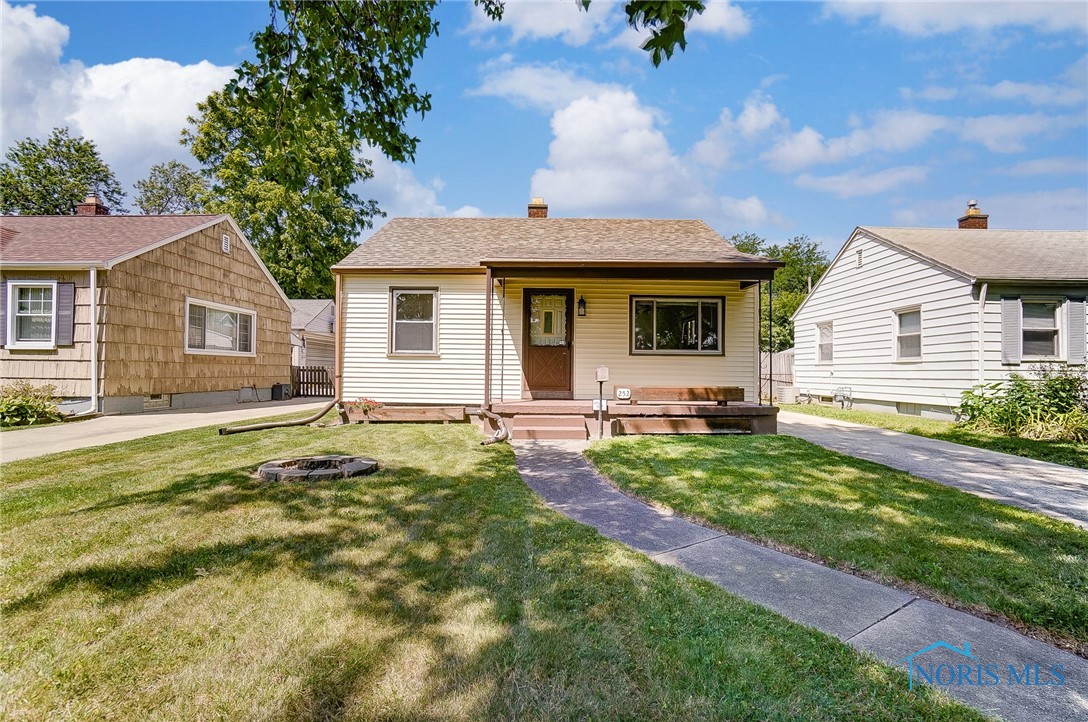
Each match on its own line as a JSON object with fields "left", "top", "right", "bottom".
{"left": 691, "top": 90, "right": 785, "bottom": 169}
{"left": 687, "top": 1, "right": 752, "bottom": 39}
{"left": 1000, "top": 156, "right": 1088, "bottom": 176}
{"left": 893, "top": 189, "right": 1088, "bottom": 230}
{"left": 823, "top": 1, "right": 1088, "bottom": 36}
{"left": 899, "top": 85, "right": 958, "bottom": 102}
{"left": 1, "top": 0, "right": 80, "bottom": 145}
{"left": 527, "top": 88, "right": 782, "bottom": 229}
{"left": 360, "top": 147, "right": 485, "bottom": 222}
{"left": 609, "top": 0, "right": 752, "bottom": 54}
{"left": 70, "top": 59, "right": 234, "bottom": 183}
{"left": 763, "top": 110, "right": 950, "bottom": 171}
{"left": 984, "top": 55, "right": 1088, "bottom": 107}
{"left": 0, "top": 1, "right": 231, "bottom": 190}
{"left": 470, "top": 58, "right": 621, "bottom": 112}
{"left": 796, "top": 166, "right": 929, "bottom": 198}
{"left": 467, "top": 0, "right": 619, "bottom": 47}
{"left": 958, "top": 112, "right": 1081, "bottom": 152}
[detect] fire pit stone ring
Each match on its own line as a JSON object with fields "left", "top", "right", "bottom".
{"left": 257, "top": 455, "right": 378, "bottom": 482}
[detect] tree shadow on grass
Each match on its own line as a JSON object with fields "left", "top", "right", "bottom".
{"left": 5, "top": 431, "right": 983, "bottom": 721}
{"left": 590, "top": 435, "right": 1088, "bottom": 646}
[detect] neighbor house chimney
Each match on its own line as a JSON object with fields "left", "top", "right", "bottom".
{"left": 528, "top": 197, "right": 548, "bottom": 219}
{"left": 75, "top": 192, "right": 110, "bottom": 216}
{"left": 957, "top": 200, "right": 987, "bottom": 229}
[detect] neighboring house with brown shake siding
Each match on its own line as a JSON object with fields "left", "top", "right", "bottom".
{"left": 0, "top": 194, "right": 292, "bottom": 413}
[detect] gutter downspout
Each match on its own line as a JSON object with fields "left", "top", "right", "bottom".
{"left": 89, "top": 267, "right": 98, "bottom": 409}
{"left": 977, "top": 282, "right": 988, "bottom": 385}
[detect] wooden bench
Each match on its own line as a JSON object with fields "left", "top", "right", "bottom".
{"left": 627, "top": 386, "right": 745, "bottom": 405}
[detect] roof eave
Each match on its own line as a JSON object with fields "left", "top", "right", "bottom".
{"left": 0, "top": 261, "right": 107, "bottom": 270}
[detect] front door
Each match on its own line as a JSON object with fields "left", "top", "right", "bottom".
{"left": 524, "top": 289, "right": 574, "bottom": 399}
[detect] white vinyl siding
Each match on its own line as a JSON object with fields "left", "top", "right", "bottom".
{"left": 496, "top": 278, "right": 757, "bottom": 401}
{"left": 341, "top": 274, "right": 759, "bottom": 405}
{"left": 343, "top": 274, "right": 488, "bottom": 404}
{"left": 793, "top": 232, "right": 978, "bottom": 411}
{"left": 794, "top": 231, "right": 1088, "bottom": 414}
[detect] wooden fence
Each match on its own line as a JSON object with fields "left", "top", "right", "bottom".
{"left": 292, "top": 365, "right": 334, "bottom": 398}
{"left": 759, "top": 349, "right": 794, "bottom": 402}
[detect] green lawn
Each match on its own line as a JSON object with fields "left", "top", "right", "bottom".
{"left": 779, "top": 403, "right": 1088, "bottom": 469}
{"left": 587, "top": 436, "right": 1088, "bottom": 655}
{"left": 0, "top": 423, "right": 982, "bottom": 721}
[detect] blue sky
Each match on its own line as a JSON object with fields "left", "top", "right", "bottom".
{"left": 3, "top": 1, "right": 1086, "bottom": 253}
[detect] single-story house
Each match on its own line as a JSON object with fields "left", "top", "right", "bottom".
{"left": 289, "top": 299, "right": 335, "bottom": 369}
{"left": 1, "top": 194, "right": 292, "bottom": 413}
{"left": 792, "top": 202, "right": 1087, "bottom": 418}
{"left": 332, "top": 199, "right": 784, "bottom": 437}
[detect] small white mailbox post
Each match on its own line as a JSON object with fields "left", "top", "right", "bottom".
{"left": 595, "top": 365, "right": 609, "bottom": 438}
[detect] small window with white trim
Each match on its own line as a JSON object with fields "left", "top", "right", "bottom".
{"left": 390, "top": 288, "right": 437, "bottom": 355}
{"left": 7, "top": 281, "right": 58, "bottom": 348}
{"left": 817, "top": 322, "right": 833, "bottom": 363}
{"left": 185, "top": 298, "right": 255, "bottom": 355}
{"left": 1022, "top": 300, "right": 1060, "bottom": 359}
{"left": 896, "top": 308, "right": 922, "bottom": 360}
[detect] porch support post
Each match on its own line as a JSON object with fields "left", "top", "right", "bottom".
{"left": 484, "top": 266, "right": 493, "bottom": 409}
{"left": 757, "top": 280, "right": 763, "bottom": 405}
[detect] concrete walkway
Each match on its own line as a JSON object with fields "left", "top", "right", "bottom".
{"left": 778, "top": 411, "right": 1088, "bottom": 531}
{"left": 513, "top": 440, "right": 1087, "bottom": 722}
{"left": 0, "top": 398, "right": 330, "bottom": 463}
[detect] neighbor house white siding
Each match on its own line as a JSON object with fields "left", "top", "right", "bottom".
{"left": 341, "top": 273, "right": 759, "bottom": 404}
{"left": 793, "top": 232, "right": 977, "bottom": 415}
{"left": 793, "top": 232, "right": 1088, "bottom": 417}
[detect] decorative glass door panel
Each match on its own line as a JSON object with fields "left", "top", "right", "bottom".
{"left": 523, "top": 289, "right": 574, "bottom": 398}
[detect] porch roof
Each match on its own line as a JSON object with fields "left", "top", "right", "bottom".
{"left": 481, "top": 258, "right": 782, "bottom": 280}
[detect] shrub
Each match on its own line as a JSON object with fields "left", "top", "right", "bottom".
{"left": 957, "top": 365, "right": 1088, "bottom": 442}
{"left": 0, "top": 381, "right": 63, "bottom": 427}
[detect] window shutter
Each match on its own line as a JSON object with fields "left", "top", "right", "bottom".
{"left": 1001, "top": 297, "right": 1021, "bottom": 365}
{"left": 56, "top": 282, "right": 76, "bottom": 346}
{"left": 1068, "top": 298, "right": 1086, "bottom": 366}
{"left": 0, "top": 279, "right": 7, "bottom": 347}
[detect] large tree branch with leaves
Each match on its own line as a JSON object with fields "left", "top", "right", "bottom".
{"left": 234, "top": 0, "right": 705, "bottom": 162}
{"left": 183, "top": 89, "right": 380, "bottom": 298}
{"left": 0, "top": 128, "right": 126, "bottom": 215}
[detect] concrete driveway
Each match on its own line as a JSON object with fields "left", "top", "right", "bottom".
{"left": 778, "top": 411, "right": 1088, "bottom": 530}
{"left": 0, "top": 398, "right": 331, "bottom": 463}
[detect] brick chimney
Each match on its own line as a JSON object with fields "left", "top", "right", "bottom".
{"left": 957, "top": 200, "right": 987, "bottom": 229}
{"left": 75, "top": 192, "right": 110, "bottom": 216}
{"left": 528, "top": 197, "right": 548, "bottom": 219}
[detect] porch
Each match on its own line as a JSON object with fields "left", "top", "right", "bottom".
{"left": 489, "top": 398, "right": 779, "bottom": 439}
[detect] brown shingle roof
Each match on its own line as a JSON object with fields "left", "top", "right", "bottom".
{"left": 334, "top": 218, "right": 778, "bottom": 269}
{"left": 861, "top": 227, "right": 1088, "bottom": 282}
{"left": 0, "top": 214, "right": 225, "bottom": 264}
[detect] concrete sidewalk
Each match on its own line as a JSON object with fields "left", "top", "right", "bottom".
{"left": 0, "top": 398, "right": 331, "bottom": 463}
{"left": 513, "top": 440, "right": 1087, "bottom": 722}
{"left": 778, "top": 411, "right": 1088, "bottom": 531}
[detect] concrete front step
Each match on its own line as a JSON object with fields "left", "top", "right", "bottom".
{"left": 512, "top": 414, "right": 589, "bottom": 440}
